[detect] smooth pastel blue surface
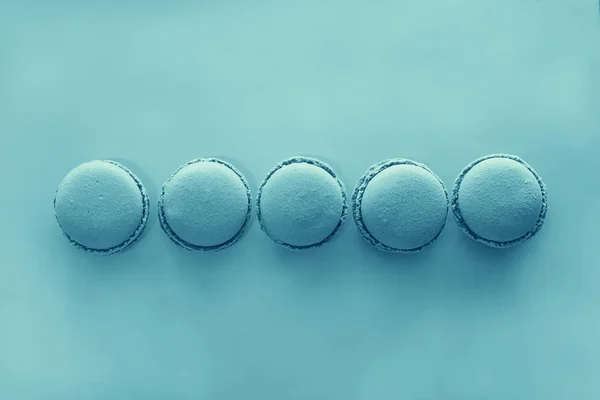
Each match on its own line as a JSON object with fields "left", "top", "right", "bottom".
{"left": 1, "top": 1, "right": 599, "bottom": 399}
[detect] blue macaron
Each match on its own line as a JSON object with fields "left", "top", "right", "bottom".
{"left": 158, "top": 158, "right": 252, "bottom": 251}
{"left": 452, "top": 154, "right": 548, "bottom": 248}
{"left": 53, "top": 160, "right": 150, "bottom": 255}
{"left": 256, "top": 157, "right": 348, "bottom": 250}
{"left": 352, "top": 159, "right": 449, "bottom": 253}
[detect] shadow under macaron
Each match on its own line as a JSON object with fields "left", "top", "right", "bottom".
{"left": 260, "top": 228, "right": 352, "bottom": 288}
{"left": 440, "top": 223, "right": 534, "bottom": 302}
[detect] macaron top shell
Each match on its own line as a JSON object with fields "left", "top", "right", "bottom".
{"left": 53, "top": 160, "right": 149, "bottom": 254}
{"left": 353, "top": 159, "right": 449, "bottom": 253}
{"left": 158, "top": 158, "right": 252, "bottom": 251}
{"left": 452, "top": 154, "right": 547, "bottom": 248}
{"left": 257, "top": 157, "right": 347, "bottom": 250}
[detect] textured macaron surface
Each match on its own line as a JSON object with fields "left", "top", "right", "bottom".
{"left": 257, "top": 158, "right": 347, "bottom": 249}
{"left": 452, "top": 154, "right": 547, "bottom": 247}
{"left": 354, "top": 160, "right": 448, "bottom": 252}
{"left": 54, "top": 160, "right": 148, "bottom": 253}
{"left": 159, "top": 159, "right": 251, "bottom": 249}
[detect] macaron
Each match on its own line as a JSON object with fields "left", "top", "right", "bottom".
{"left": 256, "top": 157, "right": 347, "bottom": 250}
{"left": 158, "top": 158, "right": 252, "bottom": 251}
{"left": 53, "top": 160, "right": 150, "bottom": 255}
{"left": 452, "top": 154, "right": 548, "bottom": 248}
{"left": 352, "top": 159, "right": 449, "bottom": 253}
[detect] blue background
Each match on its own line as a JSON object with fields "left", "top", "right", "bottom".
{"left": 1, "top": 1, "right": 599, "bottom": 398}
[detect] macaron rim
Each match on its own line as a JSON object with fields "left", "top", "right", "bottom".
{"left": 352, "top": 158, "right": 449, "bottom": 253}
{"left": 157, "top": 158, "right": 253, "bottom": 252}
{"left": 53, "top": 159, "right": 150, "bottom": 256}
{"left": 256, "top": 156, "right": 348, "bottom": 251}
{"left": 451, "top": 153, "right": 548, "bottom": 248}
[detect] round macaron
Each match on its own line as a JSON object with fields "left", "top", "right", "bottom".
{"left": 53, "top": 160, "right": 150, "bottom": 255}
{"left": 352, "top": 159, "right": 449, "bottom": 253}
{"left": 452, "top": 154, "right": 548, "bottom": 248}
{"left": 256, "top": 157, "right": 347, "bottom": 250}
{"left": 158, "top": 158, "right": 252, "bottom": 251}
